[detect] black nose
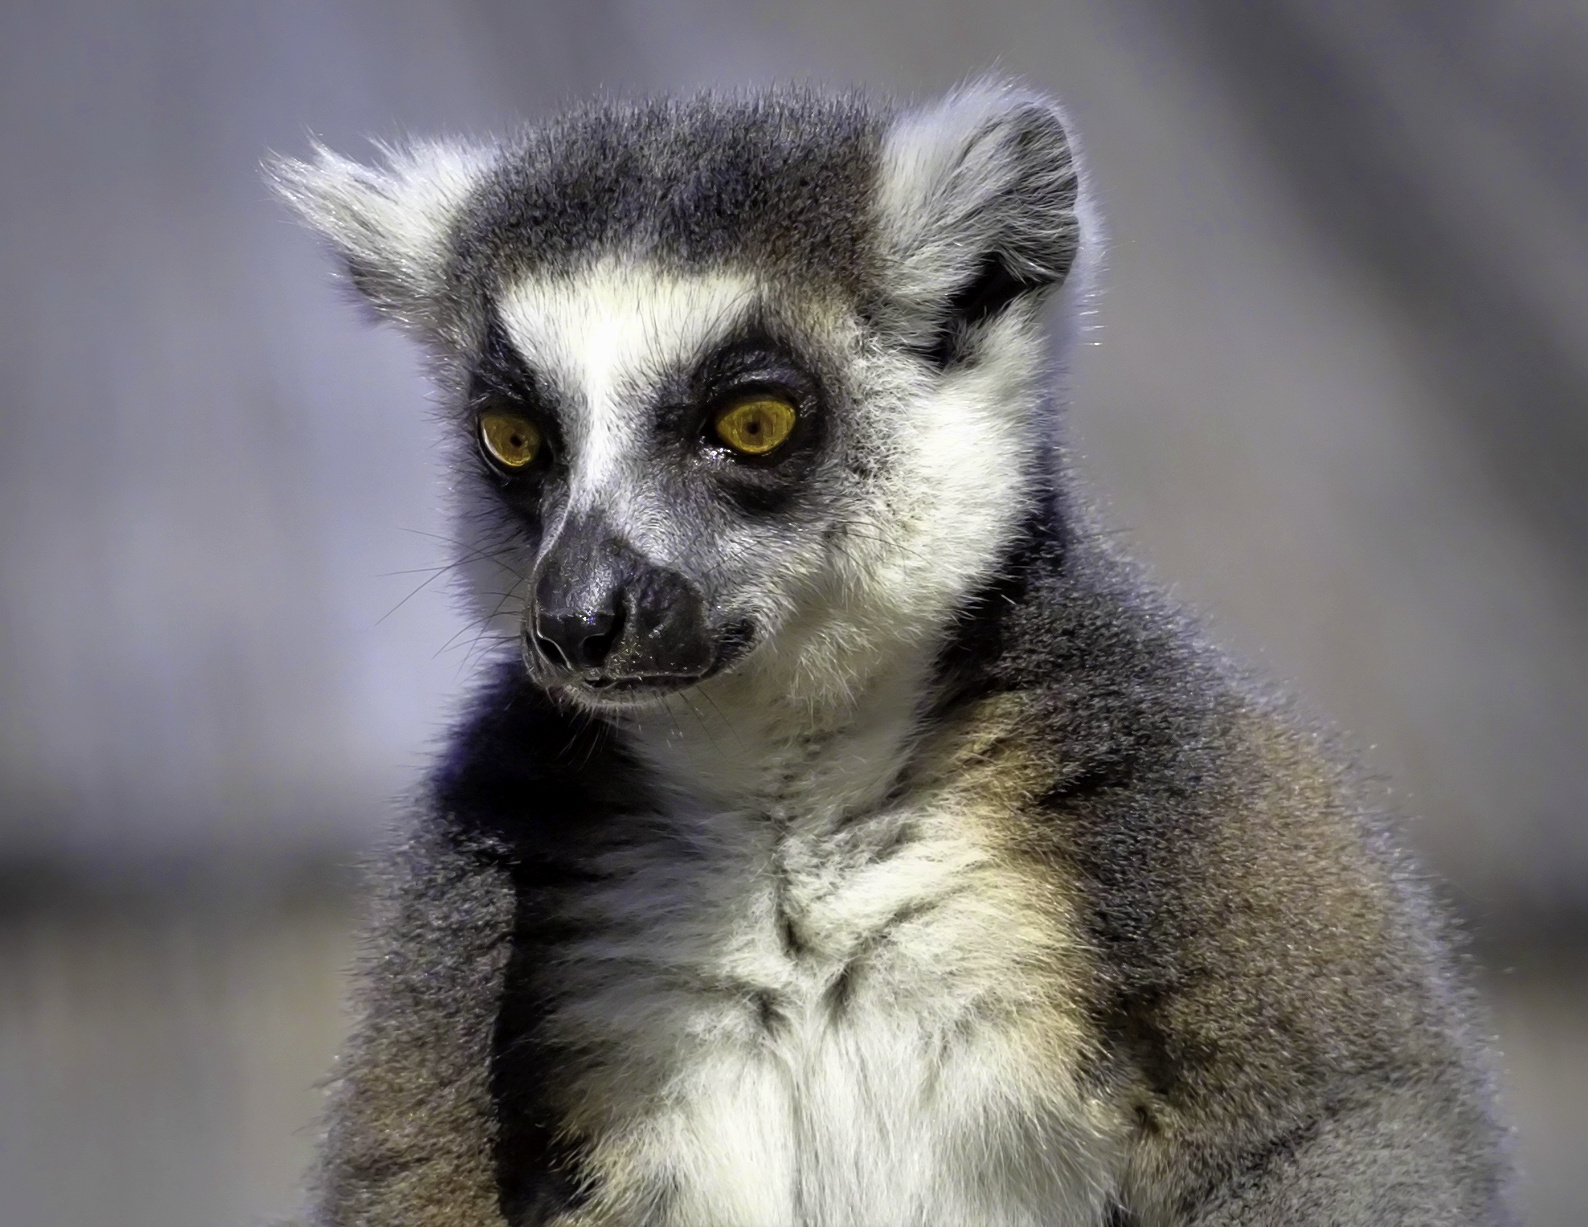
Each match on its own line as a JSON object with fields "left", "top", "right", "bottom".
{"left": 528, "top": 512, "right": 718, "bottom": 689}
{"left": 532, "top": 606, "right": 622, "bottom": 671}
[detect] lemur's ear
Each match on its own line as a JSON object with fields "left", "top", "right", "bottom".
{"left": 875, "top": 81, "right": 1082, "bottom": 366}
{"left": 268, "top": 140, "right": 488, "bottom": 338}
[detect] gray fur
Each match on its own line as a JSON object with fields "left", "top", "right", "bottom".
{"left": 275, "top": 81, "right": 1514, "bottom": 1226}
{"left": 314, "top": 825, "right": 516, "bottom": 1226}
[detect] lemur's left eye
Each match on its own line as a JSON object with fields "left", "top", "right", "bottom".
{"left": 712, "top": 395, "right": 797, "bottom": 456}
{"left": 479, "top": 410, "right": 542, "bottom": 471}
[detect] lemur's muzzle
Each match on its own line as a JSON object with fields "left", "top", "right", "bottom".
{"left": 526, "top": 513, "right": 717, "bottom": 694}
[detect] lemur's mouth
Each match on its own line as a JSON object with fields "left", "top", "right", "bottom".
{"left": 540, "top": 663, "right": 716, "bottom": 708}
{"left": 524, "top": 617, "right": 756, "bottom": 707}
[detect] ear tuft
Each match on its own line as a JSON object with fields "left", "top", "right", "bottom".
{"left": 876, "top": 80, "right": 1082, "bottom": 363}
{"left": 266, "top": 139, "right": 490, "bottom": 336}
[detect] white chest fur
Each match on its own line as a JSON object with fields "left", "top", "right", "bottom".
{"left": 543, "top": 707, "right": 1119, "bottom": 1227}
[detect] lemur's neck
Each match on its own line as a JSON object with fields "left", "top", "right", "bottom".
{"left": 616, "top": 636, "right": 940, "bottom": 821}
{"left": 612, "top": 503, "right": 1061, "bottom": 821}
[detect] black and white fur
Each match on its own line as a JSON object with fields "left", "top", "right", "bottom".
{"left": 273, "top": 81, "right": 1514, "bottom": 1226}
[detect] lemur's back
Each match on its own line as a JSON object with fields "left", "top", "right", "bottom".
{"left": 275, "top": 82, "right": 1513, "bottom": 1226}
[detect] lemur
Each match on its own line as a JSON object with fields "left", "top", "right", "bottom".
{"left": 273, "top": 81, "right": 1514, "bottom": 1226}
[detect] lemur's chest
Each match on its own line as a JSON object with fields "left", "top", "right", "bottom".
{"left": 540, "top": 767, "right": 1120, "bottom": 1227}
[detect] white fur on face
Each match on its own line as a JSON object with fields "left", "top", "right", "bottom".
{"left": 449, "top": 262, "right": 762, "bottom": 678}
{"left": 496, "top": 260, "right": 760, "bottom": 524}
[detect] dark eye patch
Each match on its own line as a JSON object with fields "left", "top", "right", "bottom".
{"left": 468, "top": 307, "right": 829, "bottom": 519}
{"left": 695, "top": 329, "right": 811, "bottom": 394}
{"left": 673, "top": 321, "right": 829, "bottom": 514}
{"left": 690, "top": 325, "right": 821, "bottom": 423}
{"left": 468, "top": 316, "right": 567, "bottom": 464}
{"left": 642, "top": 321, "right": 818, "bottom": 434}
{"left": 472, "top": 317, "right": 546, "bottom": 405}
{"left": 465, "top": 317, "right": 570, "bottom": 511}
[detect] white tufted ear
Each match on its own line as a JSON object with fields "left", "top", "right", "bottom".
{"left": 875, "top": 80, "right": 1082, "bottom": 363}
{"left": 268, "top": 139, "right": 491, "bottom": 337}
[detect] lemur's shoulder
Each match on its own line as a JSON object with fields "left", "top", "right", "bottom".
{"left": 962, "top": 534, "right": 1505, "bottom": 1194}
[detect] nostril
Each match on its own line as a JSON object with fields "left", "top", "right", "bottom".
{"left": 578, "top": 606, "right": 622, "bottom": 669}
{"left": 533, "top": 607, "right": 622, "bottom": 672}
{"left": 532, "top": 631, "right": 569, "bottom": 669}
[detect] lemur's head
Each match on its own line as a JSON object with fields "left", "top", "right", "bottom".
{"left": 274, "top": 83, "right": 1085, "bottom": 718}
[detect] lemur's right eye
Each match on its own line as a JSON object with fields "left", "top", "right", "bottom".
{"left": 479, "top": 410, "right": 542, "bottom": 472}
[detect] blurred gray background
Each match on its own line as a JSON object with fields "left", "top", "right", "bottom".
{"left": 1, "top": 1, "right": 1583, "bottom": 1223}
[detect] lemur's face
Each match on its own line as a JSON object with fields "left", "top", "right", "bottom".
{"left": 274, "top": 85, "right": 1082, "bottom": 714}
{"left": 469, "top": 266, "right": 854, "bottom": 707}
{"left": 463, "top": 260, "right": 1035, "bottom": 713}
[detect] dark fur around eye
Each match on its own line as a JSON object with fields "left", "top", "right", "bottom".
{"left": 474, "top": 317, "right": 540, "bottom": 400}
{"left": 693, "top": 327, "right": 821, "bottom": 407}
{"left": 469, "top": 316, "right": 562, "bottom": 482}
{"left": 679, "top": 327, "right": 829, "bottom": 510}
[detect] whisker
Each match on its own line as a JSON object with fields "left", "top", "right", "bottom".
{"left": 378, "top": 561, "right": 465, "bottom": 625}
{"left": 676, "top": 690, "right": 721, "bottom": 753}
{"left": 397, "top": 526, "right": 532, "bottom": 582}
{"left": 432, "top": 589, "right": 521, "bottom": 659}
{"left": 696, "top": 686, "right": 747, "bottom": 756}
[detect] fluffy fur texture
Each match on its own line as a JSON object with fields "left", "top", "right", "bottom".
{"left": 273, "top": 81, "right": 1514, "bottom": 1226}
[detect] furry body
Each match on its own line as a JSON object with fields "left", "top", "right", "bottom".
{"left": 276, "top": 84, "right": 1513, "bottom": 1225}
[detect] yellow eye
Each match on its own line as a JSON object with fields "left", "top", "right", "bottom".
{"left": 479, "top": 410, "right": 541, "bottom": 471}
{"left": 712, "top": 395, "right": 797, "bottom": 456}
